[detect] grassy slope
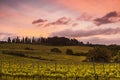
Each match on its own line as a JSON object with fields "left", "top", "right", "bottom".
{"left": 0, "top": 43, "right": 92, "bottom": 62}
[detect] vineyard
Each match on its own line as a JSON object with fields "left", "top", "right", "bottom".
{"left": 0, "top": 43, "right": 120, "bottom": 80}
{"left": 0, "top": 60, "right": 120, "bottom": 80}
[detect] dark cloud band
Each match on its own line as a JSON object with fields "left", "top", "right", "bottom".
{"left": 94, "top": 11, "right": 120, "bottom": 26}
{"left": 51, "top": 27, "right": 120, "bottom": 37}
{"left": 32, "top": 19, "right": 47, "bottom": 24}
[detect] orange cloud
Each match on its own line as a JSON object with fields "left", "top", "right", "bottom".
{"left": 0, "top": 25, "right": 48, "bottom": 38}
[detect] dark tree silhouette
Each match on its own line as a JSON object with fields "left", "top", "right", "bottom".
{"left": 7, "top": 37, "right": 11, "bottom": 43}
{"left": 21, "top": 37, "right": 25, "bottom": 43}
{"left": 12, "top": 38, "right": 15, "bottom": 43}
{"left": 40, "top": 37, "right": 46, "bottom": 44}
{"left": 6, "top": 36, "right": 85, "bottom": 46}
{"left": 46, "top": 36, "right": 70, "bottom": 46}
{"left": 25, "top": 37, "right": 31, "bottom": 44}
{"left": 16, "top": 36, "right": 20, "bottom": 43}
{"left": 32, "top": 37, "right": 36, "bottom": 43}
{"left": 70, "top": 39, "right": 79, "bottom": 45}
{"left": 87, "top": 47, "right": 112, "bottom": 62}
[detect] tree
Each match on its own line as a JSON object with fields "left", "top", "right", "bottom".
{"left": 12, "top": 38, "right": 15, "bottom": 43}
{"left": 50, "top": 48, "right": 62, "bottom": 53}
{"left": 70, "top": 39, "right": 79, "bottom": 45}
{"left": 46, "top": 36, "right": 70, "bottom": 46}
{"left": 21, "top": 37, "right": 25, "bottom": 43}
{"left": 108, "top": 45, "right": 120, "bottom": 57}
{"left": 7, "top": 37, "right": 11, "bottom": 43}
{"left": 32, "top": 37, "right": 36, "bottom": 43}
{"left": 25, "top": 37, "right": 31, "bottom": 44}
{"left": 113, "top": 50, "right": 120, "bottom": 62}
{"left": 36, "top": 38, "right": 41, "bottom": 44}
{"left": 40, "top": 37, "right": 46, "bottom": 44}
{"left": 15, "top": 36, "right": 20, "bottom": 43}
{"left": 87, "top": 47, "right": 112, "bottom": 62}
{"left": 66, "top": 49, "right": 73, "bottom": 55}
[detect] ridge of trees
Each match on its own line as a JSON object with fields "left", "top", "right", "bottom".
{"left": 1, "top": 36, "right": 86, "bottom": 46}
{"left": 1, "top": 36, "right": 119, "bottom": 47}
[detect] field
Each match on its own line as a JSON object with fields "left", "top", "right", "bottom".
{"left": 0, "top": 43, "right": 92, "bottom": 62}
{"left": 0, "top": 43, "right": 120, "bottom": 80}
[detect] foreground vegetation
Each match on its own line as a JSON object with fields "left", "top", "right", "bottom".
{"left": 0, "top": 52, "right": 120, "bottom": 80}
{"left": 0, "top": 43, "right": 120, "bottom": 80}
{"left": 0, "top": 60, "right": 120, "bottom": 79}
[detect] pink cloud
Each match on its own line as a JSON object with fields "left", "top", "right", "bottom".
{"left": 0, "top": 3, "right": 43, "bottom": 28}
{"left": 40, "top": 17, "right": 71, "bottom": 27}
{"left": 48, "top": 17, "right": 70, "bottom": 25}
{"left": 72, "top": 23, "right": 79, "bottom": 27}
{"left": 76, "top": 13, "right": 93, "bottom": 21}
{"left": 55, "top": 0, "right": 120, "bottom": 16}
{"left": 94, "top": 11, "right": 120, "bottom": 25}
{"left": 0, "top": 32, "right": 16, "bottom": 41}
{"left": 32, "top": 19, "right": 47, "bottom": 24}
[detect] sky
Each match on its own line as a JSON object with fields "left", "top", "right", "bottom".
{"left": 0, "top": 0, "right": 120, "bottom": 45}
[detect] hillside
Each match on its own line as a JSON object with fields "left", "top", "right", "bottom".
{"left": 0, "top": 43, "right": 92, "bottom": 62}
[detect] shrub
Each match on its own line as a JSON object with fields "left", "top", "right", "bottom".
{"left": 24, "top": 47, "right": 33, "bottom": 50}
{"left": 87, "top": 47, "right": 112, "bottom": 62}
{"left": 50, "top": 48, "right": 62, "bottom": 53}
{"left": 74, "top": 52, "right": 87, "bottom": 56}
{"left": 113, "top": 50, "right": 120, "bottom": 62}
{"left": 66, "top": 49, "right": 73, "bottom": 55}
{"left": 2, "top": 50, "right": 26, "bottom": 57}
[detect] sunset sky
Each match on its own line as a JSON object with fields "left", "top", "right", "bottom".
{"left": 0, "top": 0, "right": 120, "bottom": 44}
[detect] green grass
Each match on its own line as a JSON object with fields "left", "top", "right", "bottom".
{"left": 0, "top": 43, "right": 92, "bottom": 52}
{"left": 0, "top": 43, "right": 92, "bottom": 62}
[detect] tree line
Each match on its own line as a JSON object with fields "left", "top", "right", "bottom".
{"left": 1, "top": 36, "right": 87, "bottom": 46}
